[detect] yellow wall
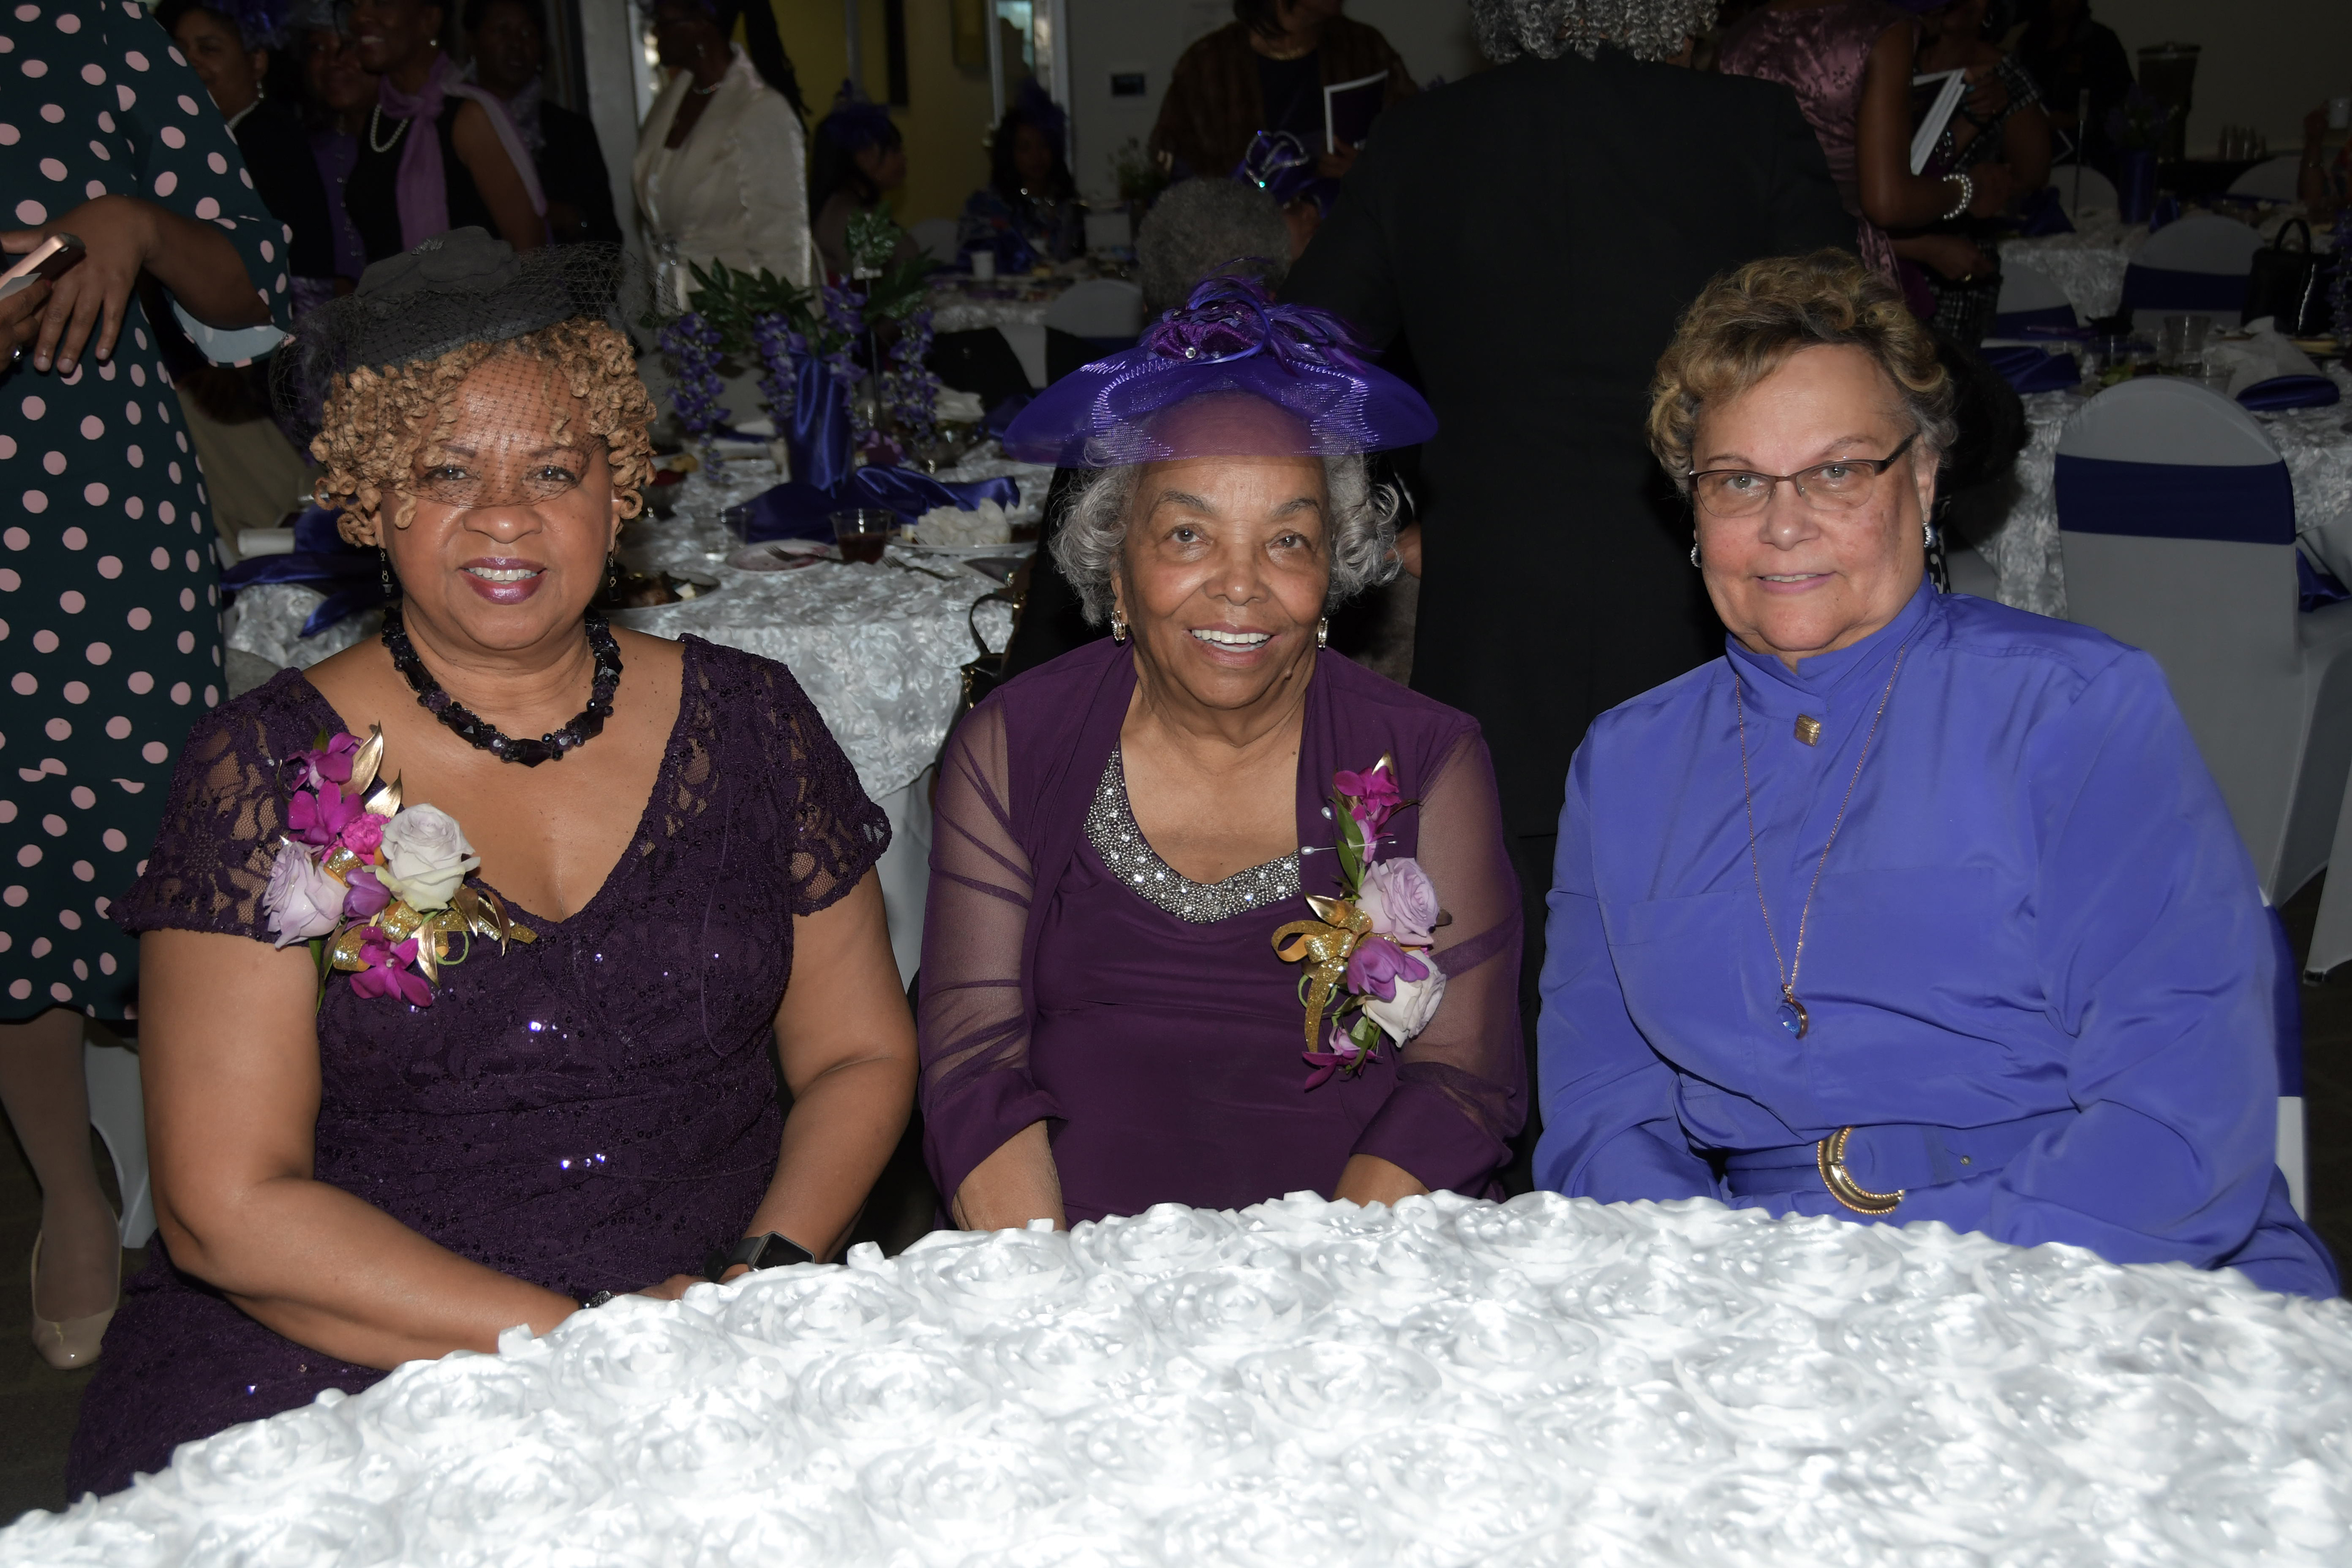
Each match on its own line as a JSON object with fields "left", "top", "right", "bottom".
{"left": 761, "top": 0, "right": 995, "bottom": 229}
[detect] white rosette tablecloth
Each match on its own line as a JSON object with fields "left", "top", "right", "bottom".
{"left": 1969, "top": 367, "right": 2352, "bottom": 618}
{"left": 1999, "top": 217, "right": 2149, "bottom": 323}
{"left": 10, "top": 1191, "right": 2352, "bottom": 1566}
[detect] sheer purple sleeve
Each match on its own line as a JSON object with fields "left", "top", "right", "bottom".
{"left": 723, "top": 648, "right": 891, "bottom": 917}
{"left": 918, "top": 704, "right": 1064, "bottom": 1205}
{"left": 112, "top": 701, "right": 293, "bottom": 943}
{"left": 1349, "top": 730, "right": 1526, "bottom": 1192}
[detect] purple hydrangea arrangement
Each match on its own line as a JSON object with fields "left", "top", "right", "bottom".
{"left": 656, "top": 310, "right": 730, "bottom": 459}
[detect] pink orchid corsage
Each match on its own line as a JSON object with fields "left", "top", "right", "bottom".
{"left": 261, "top": 726, "right": 534, "bottom": 1007}
{"left": 1273, "top": 755, "right": 1448, "bottom": 1090}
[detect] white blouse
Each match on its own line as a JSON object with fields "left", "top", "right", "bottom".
{"left": 633, "top": 48, "right": 813, "bottom": 306}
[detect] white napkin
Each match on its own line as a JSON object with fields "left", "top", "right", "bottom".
{"left": 914, "top": 499, "right": 1012, "bottom": 546}
{"left": 936, "top": 387, "right": 986, "bottom": 424}
{"left": 238, "top": 528, "right": 295, "bottom": 557}
{"left": 2205, "top": 318, "right": 2322, "bottom": 398}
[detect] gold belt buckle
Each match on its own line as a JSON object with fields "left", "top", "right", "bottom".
{"left": 1815, "top": 1126, "right": 1903, "bottom": 1216}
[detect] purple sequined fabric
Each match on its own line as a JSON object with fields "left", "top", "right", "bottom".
{"left": 66, "top": 637, "right": 890, "bottom": 1497}
{"left": 1000, "top": 276, "right": 1437, "bottom": 467}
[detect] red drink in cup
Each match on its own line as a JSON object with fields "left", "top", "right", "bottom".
{"left": 833, "top": 509, "right": 895, "bottom": 564}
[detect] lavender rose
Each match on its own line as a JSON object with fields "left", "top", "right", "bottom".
{"left": 263, "top": 840, "right": 345, "bottom": 947}
{"left": 376, "top": 805, "right": 481, "bottom": 911}
{"left": 1357, "top": 858, "right": 1441, "bottom": 947}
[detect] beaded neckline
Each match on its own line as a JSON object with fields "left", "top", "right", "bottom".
{"left": 1085, "top": 749, "right": 1299, "bottom": 925}
{"left": 382, "top": 604, "right": 622, "bottom": 767}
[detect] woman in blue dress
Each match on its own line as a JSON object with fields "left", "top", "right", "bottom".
{"left": 1535, "top": 251, "right": 2335, "bottom": 1296}
{"left": 3, "top": 0, "right": 292, "bottom": 1366}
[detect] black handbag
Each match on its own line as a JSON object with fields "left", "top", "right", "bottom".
{"left": 2244, "top": 219, "right": 2338, "bottom": 336}
{"left": 956, "top": 587, "right": 1024, "bottom": 718}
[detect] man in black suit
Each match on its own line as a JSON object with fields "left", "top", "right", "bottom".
{"left": 1281, "top": 0, "right": 1854, "bottom": 1185}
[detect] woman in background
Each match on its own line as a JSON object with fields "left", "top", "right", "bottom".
{"left": 1903, "top": 0, "right": 2050, "bottom": 326}
{"left": 342, "top": 0, "right": 545, "bottom": 260}
{"left": 465, "top": 0, "right": 622, "bottom": 245}
{"left": 633, "top": 0, "right": 814, "bottom": 306}
{"left": 300, "top": 2, "right": 379, "bottom": 291}
{"left": 1719, "top": 0, "right": 2016, "bottom": 298}
{"left": 959, "top": 82, "right": 1084, "bottom": 273}
{"left": 163, "top": 0, "right": 339, "bottom": 315}
{"left": 810, "top": 87, "right": 916, "bottom": 282}
{"left": 1149, "top": 0, "right": 1415, "bottom": 184}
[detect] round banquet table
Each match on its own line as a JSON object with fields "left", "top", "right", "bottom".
{"left": 9, "top": 1191, "right": 2352, "bottom": 1564}
{"left": 1965, "top": 366, "right": 2352, "bottom": 620}
{"left": 222, "top": 451, "right": 1054, "bottom": 982}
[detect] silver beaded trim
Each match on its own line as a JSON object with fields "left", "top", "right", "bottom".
{"left": 1085, "top": 749, "right": 1300, "bottom": 924}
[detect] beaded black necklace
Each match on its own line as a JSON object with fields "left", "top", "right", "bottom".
{"left": 381, "top": 604, "right": 623, "bottom": 767}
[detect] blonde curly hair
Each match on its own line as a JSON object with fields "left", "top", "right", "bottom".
{"left": 310, "top": 317, "right": 657, "bottom": 545}
{"left": 1647, "top": 250, "right": 1955, "bottom": 496}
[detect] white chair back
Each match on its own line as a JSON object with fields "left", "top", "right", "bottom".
{"left": 2227, "top": 155, "right": 2304, "bottom": 202}
{"left": 1991, "top": 261, "right": 2079, "bottom": 335}
{"left": 1043, "top": 279, "right": 1146, "bottom": 339}
{"left": 2134, "top": 213, "right": 2266, "bottom": 276}
{"left": 2051, "top": 165, "right": 2118, "bottom": 219}
{"left": 908, "top": 217, "right": 960, "bottom": 267}
{"left": 2123, "top": 214, "right": 2264, "bottom": 329}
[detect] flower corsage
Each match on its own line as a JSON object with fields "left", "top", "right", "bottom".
{"left": 262, "top": 727, "right": 534, "bottom": 1006}
{"left": 1273, "top": 756, "right": 1447, "bottom": 1089}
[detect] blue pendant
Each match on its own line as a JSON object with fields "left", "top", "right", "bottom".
{"left": 1778, "top": 991, "right": 1810, "bottom": 1039}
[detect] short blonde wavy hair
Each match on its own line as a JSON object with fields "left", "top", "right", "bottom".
{"left": 1647, "top": 250, "right": 1956, "bottom": 496}
{"left": 310, "top": 317, "right": 657, "bottom": 544}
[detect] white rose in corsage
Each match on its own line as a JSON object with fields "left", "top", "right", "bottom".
{"left": 263, "top": 841, "right": 346, "bottom": 948}
{"left": 375, "top": 805, "right": 482, "bottom": 912}
{"left": 259, "top": 727, "right": 533, "bottom": 1010}
{"left": 1272, "top": 756, "right": 1450, "bottom": 1091}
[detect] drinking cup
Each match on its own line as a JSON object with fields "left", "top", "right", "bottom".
{"left": 833, "top": 509, "right": 896, "bottom": 564}
{"left": 969, "top": 250, "right": 997, "bottom": 283}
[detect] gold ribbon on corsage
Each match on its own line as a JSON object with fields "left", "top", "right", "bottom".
{"left": 1272, "top": 895, "right": 1373, "bottom": 1051}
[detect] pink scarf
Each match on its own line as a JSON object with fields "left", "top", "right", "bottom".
{"left": 379, "top": 52, "right": 546, "bottom": 250}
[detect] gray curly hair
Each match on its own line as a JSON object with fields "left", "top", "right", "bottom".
{"left": 1471, "top": 0, "right": 1722, "bottom": 62}
{"left": 1051, "top": 454, "right": 1401, "bottom": 626}
{"left": 1135, "top": 179, "right": 1292, "bottom": 316}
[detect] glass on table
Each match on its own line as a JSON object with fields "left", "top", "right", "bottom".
{"left": 2159, "top": 313, "right": 2210, "bottom": 371}
{"left": 832, "top": 508, "right": 897, "bottom": 565}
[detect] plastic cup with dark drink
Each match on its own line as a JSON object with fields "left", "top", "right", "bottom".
{"left": 833, "top": 509, "right": 896, "bottom": 565}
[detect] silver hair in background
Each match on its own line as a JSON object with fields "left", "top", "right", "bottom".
{"left": 1470, "top": 0, "right": 1723, "bottom": 63}
{"left": 1134, "top": 179, "right": 1294, "bottom": 317}
{"left": 1051, "top": 455, "right": 1402, "bottom": 625}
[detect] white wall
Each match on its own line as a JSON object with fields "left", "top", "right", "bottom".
{"left": 2098, "top": 1, "right": 2352, "bottom": 153}
{"left": 1062, "top": 0, "right": 1482, "bottom": 200}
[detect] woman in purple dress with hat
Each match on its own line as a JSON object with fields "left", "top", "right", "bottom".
{"left": 66, "top": 231, "right": 918, "bottom": 1494}
{"left": 921, "top": 278, "right": 1525, "bottom": 1228}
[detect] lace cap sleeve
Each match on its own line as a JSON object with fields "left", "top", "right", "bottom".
{"left": 112, "top": 690, "right": 302, "bottom": 942}
{"left": 722, "top": 644, "right": 891, "bottom": 915}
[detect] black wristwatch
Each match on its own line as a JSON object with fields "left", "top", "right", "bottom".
{"left": 705, "top": 1231, "right": 815, "bottom": 1282}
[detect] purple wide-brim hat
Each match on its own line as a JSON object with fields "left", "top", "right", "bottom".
{"left": 1000, "top": 276, "right": 1435, "bottom": 467}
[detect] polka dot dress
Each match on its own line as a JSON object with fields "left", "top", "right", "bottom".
{"left": 1, "top": 0, "right": 291, "bottom": 1021}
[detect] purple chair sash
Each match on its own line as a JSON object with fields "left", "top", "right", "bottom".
{"left": 1992, "top": 303, "right": 2079, "bottom": 336}
{"left": 2118, "top": 264, "right": 2249, "bottom": 316}
{"left": 2054, "top": 454, "right": 2294, "bottom": 545}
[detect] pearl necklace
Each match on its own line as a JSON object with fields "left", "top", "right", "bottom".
{"left": 366, "top": 103, "right": 410, "bottom": 155}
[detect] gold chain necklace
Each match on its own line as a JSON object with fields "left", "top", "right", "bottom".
{"left": 1734, "top": 644, "right": 1907, "bottom": 1040}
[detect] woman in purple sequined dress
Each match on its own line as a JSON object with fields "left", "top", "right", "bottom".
{"left": 922, "top": 279, "right": 1525, "bottom": 1229}
{"left": 66, "top": 232, "right": 916, "bottom": 1496}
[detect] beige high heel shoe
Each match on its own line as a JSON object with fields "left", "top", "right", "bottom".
{"left": 31, "top": 1228, "right": 119, "bottom": 1370}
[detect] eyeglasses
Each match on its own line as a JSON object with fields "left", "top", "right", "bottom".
{"left": 1687, "top": 433, "right": 1919, "bottom": 519}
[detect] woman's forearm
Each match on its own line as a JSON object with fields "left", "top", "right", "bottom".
{"left": 142, "top": 203, "right": 271, "bottom": 328}
{"left": 169, "top": 1175, "right": 577, "bottom": 1371}
{"left": 953, "top": 1121, "right": 1067, "bottom": 1231}
{"left": 746, "top": 1054, "right": 916, "bottom": 1261}
{"left": 1335, "top": 1153, "right": 1429, "bottom": 1208}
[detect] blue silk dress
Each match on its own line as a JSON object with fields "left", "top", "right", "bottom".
{"left": 1535, "top": 581, "right": 2336, "bottom": 1297}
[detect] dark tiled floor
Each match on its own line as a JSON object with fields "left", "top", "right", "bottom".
{"left": 0, "top": 880, "right": 2346, "bottom": 1526}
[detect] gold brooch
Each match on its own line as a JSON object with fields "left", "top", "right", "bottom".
{"left": 1793, "top": 714, "right": 1823, "bottom": 745}
{"left": 1815, "top": 1126, "right": 1903, "bottom": 1215}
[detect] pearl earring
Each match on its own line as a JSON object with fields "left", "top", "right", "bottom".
{"left": 1689, "top": 539, "right": 1702, "bottom": 569}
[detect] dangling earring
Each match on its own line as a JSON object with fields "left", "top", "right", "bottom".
{"left": 1689, "top": 538, "right": 1702, "bottom": 569}
{"left": 606, "top": 553, "right": 621, "bottom": 594}
{"left": 1315, "top": 617, "right": 1328, "bottom": 649}
{"left": 379, "top": 547, "right": 397, "bottom": 600}
{"left": 1923, "top": 521, "right": 1936, "bottom": 550}
{"left": 1110, "top": 610, "right": 1128, "bottom": 647}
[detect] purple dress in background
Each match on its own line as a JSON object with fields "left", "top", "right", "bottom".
{"left": 66, "top": 638, "right": 890, "bottom": 1496}
{"left": 1718, "top": 0, "right": 1907, "bottom": 286}
{"left": 921, "top": 640, "right": 1524, "bottom": 1223}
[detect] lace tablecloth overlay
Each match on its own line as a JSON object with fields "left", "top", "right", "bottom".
{"left": 11, "top": 1191, "right": 2352, "bottom": 1566}
{"left": 1972, "top": 369, "right": 2352, "bottom": 619}
{"left": 2000, "top": 218, "right": 2148, "bottom": 322}
{"left": 927, "top": 280, "right": 1057, "bottom": 336}
{"left": 224, "top": 454, "right": 1053, "bottom": 801}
